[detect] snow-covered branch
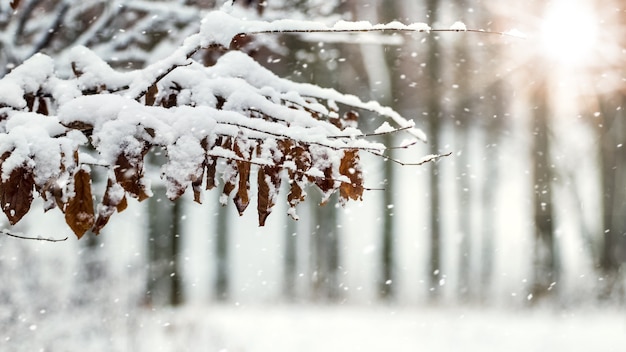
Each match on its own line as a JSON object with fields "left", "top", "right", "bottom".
{"left": 0, "top": 9, "right": 441, "bottom": 238}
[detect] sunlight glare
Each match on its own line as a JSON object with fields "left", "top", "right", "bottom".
{"left": 540, "top": 1, "right": 598, "bottom": 66}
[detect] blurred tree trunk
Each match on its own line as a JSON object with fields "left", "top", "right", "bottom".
{"left": 357, "top": 0, "right": 398, "bottom": 301}
{"left": 425, "top": 0, "right": 444, "bottom": 301}
{"left": 214, "top": 196, "right": 230, "bottom": 301}
{"left": 380, "top": 135, "right": 396, "bottom": 300}
{"left": 283, "top": 217, "right": 298, "bottom": 300}
{"left": 597, "top": 94, "right": 626, "bottom": 300}
{"left": 451, "top": 0, "right": 474, "bottom": 302}
{"left": 594, "top": 3, "right": 626, "bottom": 301}
{"left": 310, "top": 194, "right": 341, "bottom": 301}
{"left": 530, "top": 79, "right": 559, "bottom": 301}
{"left": 146, "top": 183, "right": 183, "bottom": 306}
{"left": 479, "top": 79, "right": 506, "bottom": 302}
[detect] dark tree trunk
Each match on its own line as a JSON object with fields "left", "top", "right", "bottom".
{"left": 310, "top": 194, "right": 341, "bottom": 301}
{"left": 597, "top": 94, "right": 626, "bottom": 300}
{"left": 214, "top": 199, "right": 230, "bottom": 301}
{"left": 480, "top": 80, "right": 506, "bottom": 302}
{"left": 379, "top": 133, "right": 396, "bottom": 299}
{"left": 530, "top": 80, "right": 559, "bottom": 301}
{"left": 425, "top": 0, "right": 443, "bottom": 302}
{"left": 283, "top": 216, "right": 298, "bottom": 300}
{"left": 146, "top": 186, "right": 183, "bottom": 306}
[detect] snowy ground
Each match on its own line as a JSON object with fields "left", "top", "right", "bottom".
{"left": 131, "top": 304, "right": 626, "bottom": 352}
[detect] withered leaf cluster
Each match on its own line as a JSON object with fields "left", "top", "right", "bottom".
{"left": 0, "top": 12, "right": 425, "bottom": 239}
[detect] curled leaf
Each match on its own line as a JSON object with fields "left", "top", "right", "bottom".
{"left": 65, "top": 169, "right": 95, "bottom": 239}
{"left": 339, "top": 149, "right": 364, "bottom": 203}
{"left": 233, "top": 159, "right": 250, "bottom": 215}
{"left": 221, "top": 160, "right": 237, "bottom": 205}
{"left": 145, "top": 83, "right": 158, "bottom": 106}
{"left": 0, "top": 166, "right": 35, "bottom": 225}
{"left": 257, "top": 165, "right": 281, "bottom": 226}
{"left": 93, "top": 177, "right": 127, "bottom": 235}
{"left": 233, "top": 139, "right": 253, "bottom": 215}
{"left": 114, "top": 152, "right": 150, "bottom": 201}
{"left": 206, "top": 157, "right": 217, "bottom": 190}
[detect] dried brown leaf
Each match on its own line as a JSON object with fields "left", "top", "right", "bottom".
{"left": 315, "top": 166, "right": 335, "bottom": 206}
{"left": 204, "top": 137, "right": 219, "bottom": 191}
{"left": 0, "top": 166, "right": 35, "bottom": 225}
{"left": 71, "top": 62, "right": 83, "bottom": 77}
{"left": 25, "top": 94, "right": 35, "bottom": 112}
{"left": 339, "top": 149, "right": 364, "bottom": 203}
{"left": 313, "top": 162, "right": 334, "bottom": 191}
{"left": 10, "top": 0, "right": 21, "bottom": 10}
{"left": 287, "top": 177, "right": 305, "bottom": 208}
{"left": 257, "top": 166, "right": 281, "bottom": 226}
{"left": 206, "top": 157, "right": 217, "bottom": 190}
{"left": 65, "top": 169, "right": 95, "bottom": 239}
{"left": 162, "top": 93, "right": 177, "bottom": 108}
{"left": 145, "top": 83, "right": 158, "bottom": 106}
{"left": 37, "top": 97, "right": 48, "bottom": 116}
{"left": 222, "top": 161, "right": 237, "bottom": 203}
{"left": 233, "top": 139, "right": 252, "bottom": 215}
{"left": 93, "top": 178, "right": 127, "bottom": 235}
{"left": 230, "top": 33, "right": 251, "bottom": 50}
{"left": 233, "top": 160, "right": 250, "bottom": 215}
{"left": 114, "top": 153, "right": 149, "bottom": 201}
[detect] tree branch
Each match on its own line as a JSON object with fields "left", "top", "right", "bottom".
{"left": 1, "top": 229, "right": 68, "bottom": 242}
{"left": 371, "top": 151, "right": 453, "bottom": 166}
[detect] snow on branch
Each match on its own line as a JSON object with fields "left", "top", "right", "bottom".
{"left": 0, "top": 10, "right": 448, "bottom": 238}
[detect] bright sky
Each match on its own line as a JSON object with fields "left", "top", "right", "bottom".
{"left": 539, "top": 0, "right": 599, "bottom": 67}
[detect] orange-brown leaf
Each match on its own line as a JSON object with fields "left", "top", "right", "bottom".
{"left": 287, "top": 177, "right": 305, "bottom": 208}
{"left": 232, "top": 138, "right": 253, "bottom": 214}
{"left": 145, "top": 83, "right": 158, "bottom": 106}
{"left": 65, "top": 169, "right": 95, "bottom": 239}
{"left": 221, "top": 159, "right": 237, "bottom": 204}
{"left": 257, "top": 166, "right": 281, "bottom": 226}
{"left": 10, "top": 0, "right": 21, "bottom": 10}
{"left": 37, "top": 97, "right": 48, "bottom": 116}
{"left": 339, "top": 149, "right": 364, "bottom": 202}
{"left": 233, "top": 160, "right": 250, "bottom": 215}
{"left": 314, "top": 166, "right": 335, "bottom": 199}
{"left": 206, "top": 157, "right": 217, "bottom": 190}
{"left": 230, "top": 33, "right": 251, "bottom": 50}
{"left": 25, "top": 94, "right": 35, "bottom": 112}
{"left": 114, "top": 153, "right": 149, "bottom": 201}
{"left": 0, "top": 166, "right": 35, "bottom": 225}
{"left": 93, "top": 178, "right": 127, "bottom": 235}
{"left": 205, "top": 135, "right": 220, "bottom": 191}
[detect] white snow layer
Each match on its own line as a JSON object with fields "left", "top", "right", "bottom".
{"left": 450, "top": 21, "right": 467, "bottom": 31}
{"left": 200, "top": 10, "right": 431, "bottom": 48}
{"left": 0, "top": 8, "right": 430, "bottom": 218}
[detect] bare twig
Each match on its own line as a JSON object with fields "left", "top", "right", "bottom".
{"left": 387, "top": 139, "right": 420, "bottom": 149}
{"left": 1, "top": 229, "right": 68, "bottom": 242}
{"left": 214, "top": 121, "right": 384, "bottom": 152}
{"left": 370, "top": 151, "right": 453, "bottom": 166}
{"left": 247, "top": 27, "right": 524, "bottom": 38}
{"left": 328, "top": 125, "right": 414, "bottom": 139}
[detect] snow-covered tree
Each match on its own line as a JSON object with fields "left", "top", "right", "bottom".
{"left": 0, "top": 3, "right": 443, "bottom": 239}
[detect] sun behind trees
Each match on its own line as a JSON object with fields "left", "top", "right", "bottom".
{"left": 0, "top": 9, "right": 458, "bottom": 239}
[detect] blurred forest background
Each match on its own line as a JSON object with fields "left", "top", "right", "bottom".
{"left": 0, "top": 0, "right": 625, "bottom": 349}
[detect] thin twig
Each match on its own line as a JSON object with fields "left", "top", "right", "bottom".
{"left": 328, "top": 125, "right": 413, "bottom": 139}
{"left": 370, "top": 151, "right": 452, "bottom": 166}
{"left": 1, "top": 229, "right": 68, "bottom": 242}
{"left": 248, "top": 28, "right": 524, "bottom": 38}
{"left": 214, "top": 121, "right": 384, "bottom": 152}
{"left": 387, "top": 139, "right": 420, "bottom": 150}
